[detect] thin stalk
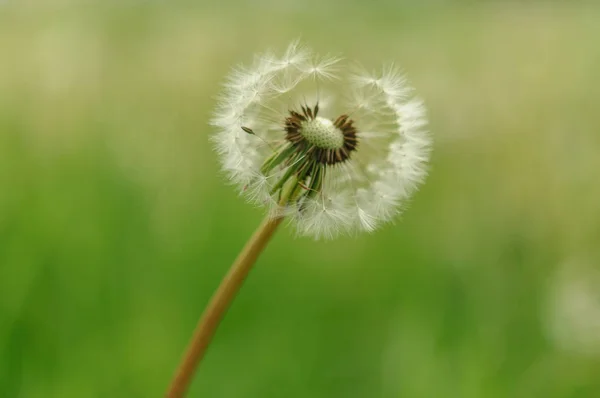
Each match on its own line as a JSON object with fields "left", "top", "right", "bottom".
{"left": 165, "top": 215, "right": 284, "bottom": 397}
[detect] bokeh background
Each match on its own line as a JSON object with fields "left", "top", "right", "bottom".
{"left": 1, "top": 1, "right": 600, "bottom": 397}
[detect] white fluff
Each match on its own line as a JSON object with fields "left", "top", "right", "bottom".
{"left": 211, "top": 42, "right": 432, "bottom": 239}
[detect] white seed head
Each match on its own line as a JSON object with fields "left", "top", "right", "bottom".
{"left": 211, "top": 41, "right": 432, "bottom": 239}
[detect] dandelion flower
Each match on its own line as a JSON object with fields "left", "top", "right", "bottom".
{"left": 212, "top": 41, "right": 431, "bottom": 238}
{"left": 167, "top": 42, "right": 433, "bottom": 397}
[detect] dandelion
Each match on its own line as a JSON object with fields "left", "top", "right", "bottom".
{"left": 212, "top": 40, "right": 431, "bottom": 238}
{"left": 166, "top": 41, "right": 431, "bottom": 397}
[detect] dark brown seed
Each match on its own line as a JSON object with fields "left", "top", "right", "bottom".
{"left": 306, "top": 106, "right": 313, "bottom": 120}
{"left": 291, "top": 111, "right": 306, "bottom": 121}
{"left": 241, "top": 126, "right": 255, "bottom": 135}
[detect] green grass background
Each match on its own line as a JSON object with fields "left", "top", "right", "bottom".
{"left": 1, "top": 1, "right": 600, "bottom": 397}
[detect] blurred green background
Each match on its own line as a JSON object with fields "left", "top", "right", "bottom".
{"left": 1, "top": 1, "right": 600, "bottom": 397}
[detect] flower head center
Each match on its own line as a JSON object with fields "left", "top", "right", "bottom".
{"left": 283, "top": 105, "right": 359, "bottom": 166}
{"left": 258, "top": 105, "right": 361, "bottom": 206}
{"left": 299, "top": 117, "right": 345, "bottom": 150}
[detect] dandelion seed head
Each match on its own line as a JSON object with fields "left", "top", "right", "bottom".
{"left": 212, "top": 41, "right": 432, "bottom": 239}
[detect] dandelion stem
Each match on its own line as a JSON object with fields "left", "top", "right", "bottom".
{"left": 165, "top": 215, "right": 284, "bottom": 398}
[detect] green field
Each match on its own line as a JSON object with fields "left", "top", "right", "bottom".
{"left": 1, "top": 1, "right": 600, "bottom": 397}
